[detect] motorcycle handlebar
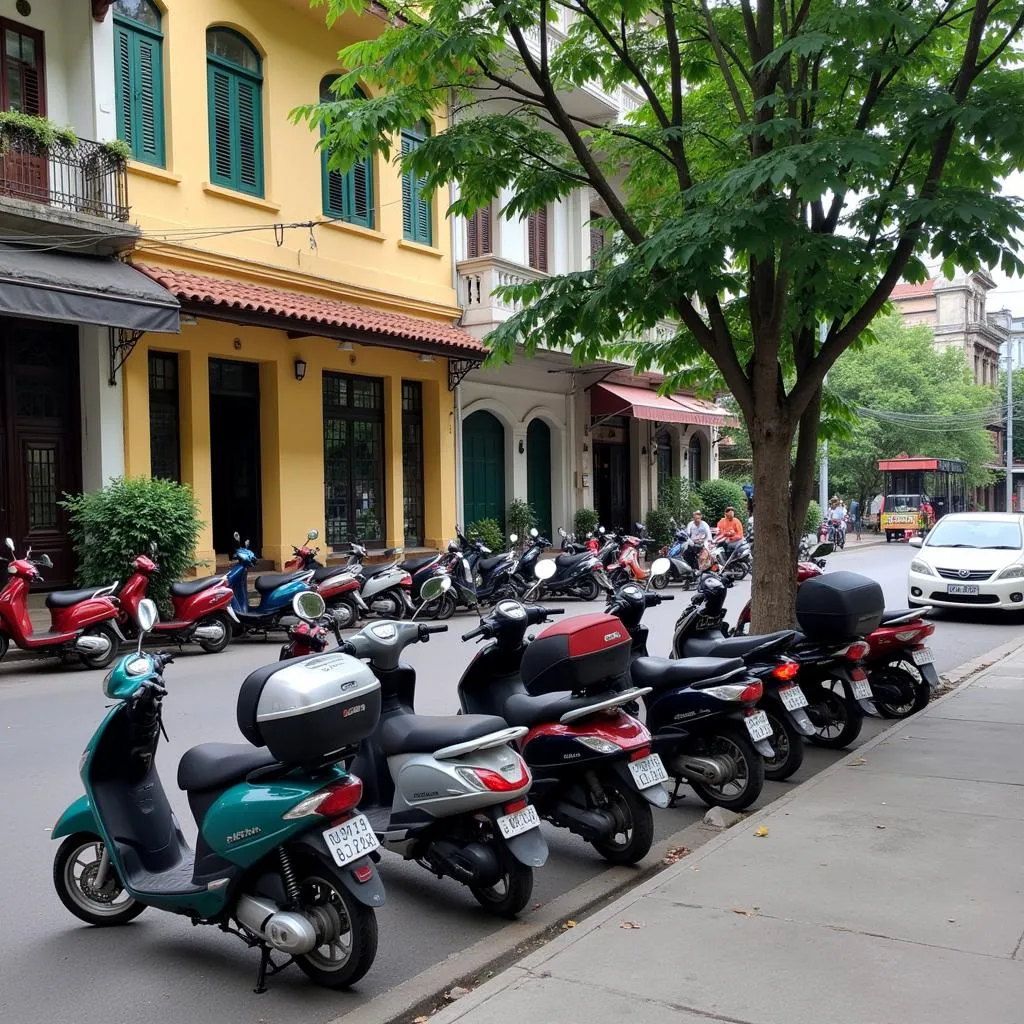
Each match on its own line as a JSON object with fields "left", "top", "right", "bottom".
{"left": 461, "top": 624, "right": 487, "bottom": 642}
{"left": 418, "top": 624, "right": 448, "bottom": 640}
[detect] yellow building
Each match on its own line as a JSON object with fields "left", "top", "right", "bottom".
{"left": 104, "top": 0, "right": 480, "bottom": 568}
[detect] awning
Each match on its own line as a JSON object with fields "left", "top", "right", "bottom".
{"left": 591, "top": 381, "right": 738, "bottom": 428}
{"left": 0, "top": 243, "right": 180, "bottom": 333}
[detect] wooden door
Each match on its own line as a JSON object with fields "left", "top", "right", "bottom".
{"left": 462, "top": 411, "right": 505, "bottom": 528}
{"left": 0, "top": 19, "right": 48, "bottom": 201}
{"left": 526, "top": 418, "right": 552, "bottom": 539}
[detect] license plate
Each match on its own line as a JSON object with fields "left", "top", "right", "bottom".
{"left": 628, "top": 753, "right": 669, "bottom": 790}
{"left": 496, "top": 803, "right": 541, "bottom": 840}
{"left": 946, "top": 583, "right": 979, "bottom": 595}
{"left": 779, "top": 684, "right": 808, "bottom": 711}
{"left": 322, "top": 814, "right": 380, "bottom": 867}
{"left": 745, "top": 710, "right": 773, "bottom": 742}
{"left": 912, "top": 646, "right": 934, "bottom": 666}
{"left": 851, "top": 678, "right": 873, "bottom": 701}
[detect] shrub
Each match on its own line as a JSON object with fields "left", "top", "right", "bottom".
{"left": 466, "top": 518, "right": 504, "bottom": 553}
{"left": 645, "top": 507, "right": 674, "bottom": 547}
{"left": 657, "top": 476, "right": 698, "bottom": 527}
{"left": 803, "top": 500, "right": 823, "bottom": 537}
{"left": 60, "top": 476, "right": 204, "bottom": 616}
{"left": 574, "top": 507, "right": 600, "bottom": 538}
{"left": 695, "top": 478, "right": 749, "bottom": 524}
{"left": 506, "top": 498, "right": 536, "bottom": 542}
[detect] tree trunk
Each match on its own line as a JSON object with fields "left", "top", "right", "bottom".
{"left": 749, "top": 423, "right": 800, "bottom": 633}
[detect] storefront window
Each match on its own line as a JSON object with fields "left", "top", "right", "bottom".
{"left": 402, "top": 381, "right": 424, "bottom": 546}
{"left": 148, "top": 351, "right": 180, "bottom": 482}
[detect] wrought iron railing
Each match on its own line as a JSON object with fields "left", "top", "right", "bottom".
{"left": 0, "top": 134, "right": 129, "bottom": 222}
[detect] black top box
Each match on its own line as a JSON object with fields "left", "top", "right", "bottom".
{"left": 796, "top": 571, "right": 884, "bottom": 641}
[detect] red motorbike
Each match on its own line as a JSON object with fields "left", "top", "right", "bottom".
{"left": 0, "top": 537, "right": 123, "bottom": 669}
{"left": 278, "top": 592, "right": 333, "bottom": 660}
{"left": 118, "top": 550, "right": 237, "bottom": 654}
{"left": 285, "top": 529, "right": 367, "bottom": 629}
{"left": 610, "top": 524, "right": 655, "bottom": 586}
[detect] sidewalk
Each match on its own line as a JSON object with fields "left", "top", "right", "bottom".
{"left": 430, "top": 649, "right": 1024, "bottom": 1024}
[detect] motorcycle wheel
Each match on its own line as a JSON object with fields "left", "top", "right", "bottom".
{"left": 435, "top": 591, "right": 458, "bottom": 621}
{"left": 78, "top": 624, "right": 119, "bottom": 670}
{"left": 328, "top": 599, "right": 357, "bottom": 630}
{"left": 370, "top": 592, "right": 404, "bottom": 620}
{"left": 688, "top": 728, "right": 765, "bottom": 811}
{"left": 590, "top": 777, "right": 654, "bottom": 865}
{"left": 762, "top": 708, "right": 805, "bottom": 782}
{"left": 470, "top": 856, "right": 533, "bottom": 919}
{"left": 727, "top": 564, "right": 750, "bottom": 582}
{"left": 574, "top": 575, "right": 601, "bottom": 602}
{"left": 806, "top": 686, "right": 863, "bottom": 748}
{"left": 53, "top": 834, "right": 145, "bottom": 927}
{"left": 651, "top": 573, "right": 668, "bottom": 591}
{"left": 0, "top": 633, "right": 7, "bottom": 662}
{"left": 873, "top": 664, "right": 930, "bottom": 719}
{"left": 290, "top": 857, "right": 378, "bottom": 990}
{"left": 197, "top": 612, "right": 232, "bottom": 654}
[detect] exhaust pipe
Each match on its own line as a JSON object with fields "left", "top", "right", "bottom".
{"left": 75, "top": 635, "right": 112, "bottom": 656}
{"left": 670, "top": 754, "right": 732, "bottom": 785}
{"left": 193, "top": 623, "right": 225, "bottom": 642}
{"left": 235, "top": 894, "right": 319, "bottom": 955}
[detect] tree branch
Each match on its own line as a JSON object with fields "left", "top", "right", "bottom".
{"left": 699, "top": 0, "right": 750, "bottom": 123}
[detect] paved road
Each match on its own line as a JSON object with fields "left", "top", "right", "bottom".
{"left": 0, "top": 543, "right": 1018, "bottom": 1024}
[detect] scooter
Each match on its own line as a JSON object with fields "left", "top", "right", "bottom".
{"left": 654, "top": 525, "right": 699, "bottom": 590}
{"left": 51, "top": 598, "right": 386, "bottom": 992}
{"left": 0, "top": 537, "right": 123, "bottom": 668}
{"left": 609, "top": 524, "right": 654, "bottom": 587}
{"left": 714, "top": 536, "right": 752, "bottom": 582}
{"left": 400, "top": 552, "right": 456, "bottom": 620}
{"left": 457, "top": 528, "right": 519, "bottom": 604}
{"left": 456, "top": 560, "right": 667, "bottom": 865}
{"left": 117, "top": 545, "right": 238, "bottom": 653}
{"left": 227, "top": 533, "right": 315, "bottom": 635}
{"left": 285, "top": 529, "right": 368, "bottom": 630}
{"left": 541, "top": 528, "right": 613, "bottom": 601}
{"left": 345, "top": 542, "right": 415, "bottom": 620}
{"left": 439, "top": 539, "right": 484, "bottom": 612}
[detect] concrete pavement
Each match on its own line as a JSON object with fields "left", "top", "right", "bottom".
{"left": 425, "top": 644, "right": 1024, "bottom": 1024}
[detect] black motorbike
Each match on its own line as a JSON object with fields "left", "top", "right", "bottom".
{"left": 456, "top": 528, "right": 518, "bottom": 605}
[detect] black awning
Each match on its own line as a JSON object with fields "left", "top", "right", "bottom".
{"left": 0, "top": 243, "right": 180, "bottom": 333}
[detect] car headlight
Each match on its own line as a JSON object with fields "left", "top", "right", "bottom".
{"left": 994, "top": 563, "right": 1024, "bottom": 580}
{"left": 909, "top": 559, "right": 935, "bottom": 576}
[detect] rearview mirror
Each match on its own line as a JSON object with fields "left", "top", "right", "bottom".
{"left": 233, "top": 531, "right": 241, "bottom": 542}
{"left": 38, "top": 554, "right": 53, "bottom": 568}
{"left": 558, "top": 527, "right": 566, "bottom": 537}
{"left": 136, "top": 598, "right": 158, "bottom": 634}
{"left": 908, "top": 536, "right": 923, "bottom": 548}
{"left": 307, "top": 528, "right": 319, "bottom": 541}
{"left": 808, "top": 542, "right": 834, "bottom": 558}
{"left": 4, "top": 537, "right": 13, "bottom": 553}
{"left": 293, "top": 591, "right": 326, "bottom": 623}
{"left": 650, "top": 556, "right": 670, "bottom": 578}
{"left": 509, "top": 533, "right": 518, "bottom": 544}
{"left": 149, "top": 540, "right": 158, "bottom": 555}
{"left": 530, "top": 527, "right": 539, "bottom": 538}
{"left": 419, "top": 575, "right": 451, "bottom": 603}
{"left": 534, "top": 559, "right": 557, "bottom": 581}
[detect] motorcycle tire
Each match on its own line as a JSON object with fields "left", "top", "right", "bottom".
{"left": 470, "top": 855, "right": 533, "bottom": 919}
{"left": 78, "top": 624, "right": 120, "bottom": 670}
{"left": 651, "top": 573, "right": 668, "bottom": 591}
{"left": 328, "top": 598, "right": 357, "bottom": 631}
{"left": 53, "top": 833, "right": 145, "bottom": 927}
{"left": 0, "top": 633, "right": 7, "bottom": 662}
{"left": 435, "top": 591, "right": 458, "bottom": 621}
{"left": 806, "top": 685, "right": 863, "bottom": 748}
{"left": 289, "top": 854, "right": 378, "bottom": 990}
{"left": 727, "top": 564, "right": 750, "bottom": 582}
{"left": 873, "top": 664, "right": 930, "bottom": 719}
{"left": 589, "top": 777, "right": 655, "bottom": 865}
{"left": 370, "top": 592, "right": 405, "bottom": 620}
{"left": 574, "top": 576, "right": 601, "bottom": 602}
{"left": 688, "top": 727, "right": 765, "bottom": 811}
{"left": 762, "top": 708, "right": 805, "bottom": 782}
{"left": 197, "top": 612, "right": 232, "bottom": 654}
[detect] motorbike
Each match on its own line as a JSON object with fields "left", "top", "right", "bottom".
{"left": 439, "top": 539, "right": 485, "bottom": 612}
{"left": 227, "top": 533, "right": 315, "bottom": 635}
{"left": 52, "top": 597, "right": 386, "bottom": 992}
{"left": 344, "top": 542, "right": 415, "bottom": 620}
{"left": 284, "top": 529, "right": 368, "bottom": 630}
{"left": 820, "top": 517, "right": 847, "bottom": 550}
{"left": 538, "top": 528, "right": 613, "bottom": 601}
{"left": 653, "top": 524, "right": 705, "bottom": 590}
{"left": 456, "top": 559, "right": 666, "bottom": 864}
{"left": 0, "top": 537, "right": 123, "bottom": 669}
{"left": 456, "top": 528, "right": 519, "bottom": 605}
{"left": 398, "top": 552, "right": 457, "bottom": 620}
{"left": 117, "top": 545, "right": 237, "bottom": 653}
{"left": 713, "top": 536, "right": 752, "bottom": 582}
{"left": 608, "top": 525, "right": 655, "bottom": 588}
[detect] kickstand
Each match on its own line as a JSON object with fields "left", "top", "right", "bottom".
{"left": 254, "top": 944, "right": 292, "bottom": 994}
{"left": 668, "top": 779, "right": 685, "bottom": 808}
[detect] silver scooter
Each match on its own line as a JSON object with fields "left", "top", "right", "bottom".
{"left": 318, "top": 577, "right": 548, "bottom": 917}
{"left": 345, "top": 542, "right": 415, "bottom": 620}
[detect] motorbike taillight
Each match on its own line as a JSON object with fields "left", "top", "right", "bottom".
{"left": 399, "top": 573, "right": 413, "bottom": 587}
{"left": 843, "top": 642, "right": 869, "bottom": 661}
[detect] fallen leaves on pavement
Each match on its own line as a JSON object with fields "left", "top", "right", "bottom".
{"left": 620, "top": 921, "right": 644, "bottom": 930}
{"left": 662, "top": 845, "right": 690, "bottom": 865}
{"left": 753, "top": 826, "right": 769, "bottom": 837}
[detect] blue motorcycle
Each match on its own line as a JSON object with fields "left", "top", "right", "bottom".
{"left": 227, "top": 532, "right": 314, "bottom": 634}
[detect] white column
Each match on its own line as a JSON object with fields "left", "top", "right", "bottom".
{"left": 511, "top": 424, "right": 528, "bottom": 503}
{"left": 79, "top": 327, "right": 125, "bottom": 492}
{"left": 91, "top": 15, "right": 117, "bottom": 141}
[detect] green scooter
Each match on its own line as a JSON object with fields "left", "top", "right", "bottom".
{"left": 51, "top": 596, "right": 386, "bottom": 992}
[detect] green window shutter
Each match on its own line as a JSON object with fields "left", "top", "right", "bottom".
{"left": 415, "top": 168, "right": 432, "bottom": 246}
{"left": 208, "top": 65, "right": 234, "bottom": 185}
{"left": 207, "top": 62, "right": 263, "bottom": 196}
{"left": 401, "top": 133, "right": 415, "bottom": 240}
{"left": 235, "top": 77, "right": 262, "bottom": 194}
{"left": 135, "top": 33, "right": 164, "bottom": 165}
{"left": 114, "top": 25, "right": 133, "bottom": 151}
{"left": 350, "top": 156, "right": 372, "bottom": 227}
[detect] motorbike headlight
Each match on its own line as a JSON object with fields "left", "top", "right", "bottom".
{"left": 994, "top": 563, "right": 1024, "bottom": 580}
{"left": 909, "top": 559, "right": 935, "bottom": 576}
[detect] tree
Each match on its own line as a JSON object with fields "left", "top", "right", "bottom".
{"left": 827, "top": 315, "right": 997, "bottom": 505}
{"left": 299, "top": 0, "right": 1024, "bottom": 630}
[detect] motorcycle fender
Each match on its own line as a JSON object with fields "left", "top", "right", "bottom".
{"left": 400, "top": 590, "right": 415, "bottom": 612}
{"left": 225, "top": 606, "right": 240, "bottom": 624}
{"left": 919, "top": 661, "right": 941, "bottom": 692}
{"left": 290, "top": 832, "right": 386, "bottom": 908}
{"left": 503, "top": 827, "right": 549, "bottom": 868}
{"left": 754, "top": 738, "right": 775, "bottom": 758}
{"left": 53, "top": 794, "right": 98, "bottom": 840}
{"left": 834, "top": 669, "right": 880, "bottom": 717}
{"left": 609, "top": 758, "right": 670, "bottom": 808}
{"left": 353, "top": 590, "right": 369, "bottom": 611}
{"left": 787, "top": 706, "right": 817, "bottom": 737}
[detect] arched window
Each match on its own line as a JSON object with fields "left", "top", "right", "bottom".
{"left": 688, "top": 433, "right": 703, "bottom": 484}
{"left": 113, "top": 0, "right": 165, "bottom": 166}
{"left": 206, "top": 28, "right": 263, "bottom": 196}
{"left": 655, "top": 428, "right": 672, "bottom": 495}
{"left": 401, "top": 120, "right": 432, "bottom": 246}
{"left": 319, "top": 76, "right": 373, "bottom": 228}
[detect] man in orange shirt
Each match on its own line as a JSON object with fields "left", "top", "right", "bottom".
{"left": 716, "top": 507, "right": 744, "bottom": 542}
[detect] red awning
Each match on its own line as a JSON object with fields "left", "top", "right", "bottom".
{"left": 591, "top": 382, "right": 737, "bottom": 428}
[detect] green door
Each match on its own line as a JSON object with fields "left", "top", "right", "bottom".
{"left": 463, "top": 411, "right": 505, "bottom": 527}
{"left": 527, "top": 418, "right": 552, "bottom": 538}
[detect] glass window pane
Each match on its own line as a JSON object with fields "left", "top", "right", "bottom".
{"left": 115, "top": 0, "right": 161, "bottom": 28}
{"left": 207, "top": 29, "right": 260, "bottom": 74}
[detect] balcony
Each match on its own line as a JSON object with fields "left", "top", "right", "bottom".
{"left": 458, "top": 254, "right": 548, "bottom": 331}
{"left": 0, "top": 133, "right": 140, "bottom": 254}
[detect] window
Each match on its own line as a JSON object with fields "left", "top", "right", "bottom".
{"left": 320, "top": 76, "right": 373, "bottom": 227}
{"left": 206, "top": 28, "right": 263, "bottom": 196}
{"left": 401, "top": 121, "right": 432, "bottom": 246}
{"left": 149, "top": 351, "right": 180, "bottom": 482}
{"left": 688, "top": 433, "right": 703, "bottom": 484}
{"left": 1, "top": 18, "right": 44, "bottom": 116}
{"left": 402, "top": 381, "right": 424, "bottom": 546}
{"left": 113, "top": 0, "right": 164, "bottom": 166}
{"left": 465, "top": 202, "right": 492, "bottom": 258}
{"left": 655, "top": 429, "right": 672, "bottom": 496}
{"left": 527, "top": 206, "right": 548, "bottom": 271}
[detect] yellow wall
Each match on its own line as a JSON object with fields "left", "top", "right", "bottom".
{"left": 123, "top": 321, "right": 457, "bottom": 569}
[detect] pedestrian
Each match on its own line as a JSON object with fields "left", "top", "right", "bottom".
{"left": 682, "top": 509, "right": 713, "bottom": 572}
{"left": 849, "top": 497, "right": 861, "bottom": 540}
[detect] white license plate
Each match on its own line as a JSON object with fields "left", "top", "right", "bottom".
{"left": 628, "top": 753, "right": 669, "bottom": 790}
{"left": 946, "top": 583, "right": 979, "bottom": 596}
{"left": 779, "top": 684, "right": 808, "bottom": 711}
{"left": 496, "top": 803, "right": 541, "bottom": 840}
{"left": 851, "top": 678, "right": 873, "bottom": 701}
{"left": 912, "top": 646, "right": 934, "bottom": 666}
{"left": 745, "top": 710, "right": 773, "bottom": 742}
{"left": 322, "top": 814, "right": 380, "bottom": 867}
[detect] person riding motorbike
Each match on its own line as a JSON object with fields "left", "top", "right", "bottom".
{"left": 682, "top": 510, "right": 713, "bottom": 572}
{"left": 715, "top": 507, "right": 744, "bottom": 554}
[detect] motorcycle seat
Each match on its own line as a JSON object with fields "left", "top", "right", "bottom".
{"left": 45, "top": 587, "right": 107, "bottom": 609}
{"left": 631, "top": 656, "right": 747, "bottom": 690}
{"left": 379, "top": 713, "right": 509, "bottom": 756}
{"left": 503, "top": 689, "right": 622, "bottom": 728}
{"left": 360, "top": 563, "right": 398, "bottom": 580}
{"left": 683, "top": 629, "right": 797, "bottom": 661}
{"left": 555, "top": 552, "right": 591, "bottom": 569}
{"left": 879, "top": 607, "right": 921, "bottom": 624}
{"left": 177, "top": 742, "right": 276, "bottom": 792}
{"left": 253, "top": 571, "right": 307, "bottom": 594}
{"left": 400, "top": 555, "right": 439, "bottom": 573}
{"left": 311, "top": 564, "right": 354, "bottom": 584}
{"left": 170, "top": 575, "right": 225, "bottom": 598}
{"left": 477, "top": 555, "right": 509, "bottom": 573}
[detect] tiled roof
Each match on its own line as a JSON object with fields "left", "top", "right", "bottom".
{"left": 890, "top": 280, "right": 935, "bottom": 299}
{"left": 135, "top": 265, "right": 484, "bottom": 357}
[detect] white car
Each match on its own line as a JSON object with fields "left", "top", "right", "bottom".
{"left": 907, "top": 512, "right": 1024, "bottom": 611}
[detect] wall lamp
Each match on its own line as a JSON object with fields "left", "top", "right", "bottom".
{"left": 294, "top": 357, "right": 307, "bottom": 382}
{"left": 518, "top": 439, "right": 525, "bottom": 454}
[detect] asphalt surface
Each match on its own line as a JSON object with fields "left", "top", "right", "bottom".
{"left": 0, "top": 541, "right": 1019, "bottom": 1024}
